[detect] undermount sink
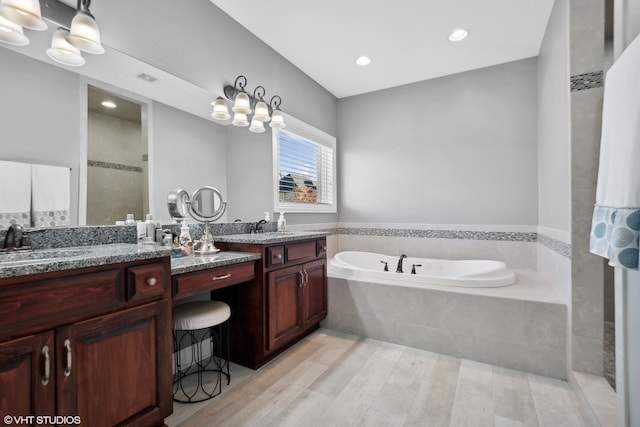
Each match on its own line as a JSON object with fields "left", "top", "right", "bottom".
{"left": 0, "top": 248, "right": 91, "bottom": 267}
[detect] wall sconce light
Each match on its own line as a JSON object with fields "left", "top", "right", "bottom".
{"left": 46, "top": 28, "right": 85, "bottom": 67}
{"left": 66, "top": 0, "right": 104, "bottom": 54}
{"left": 210, "top": 75, "right": 286, "bottom": 132}
{"left": 0, "top": 0, "right": 47, "bottom": 30}
{"left": 0, "top": 0, "right": 104, "bottom": 67}
{"left": 0, "top": 15, "right": 30, "bottom": 45}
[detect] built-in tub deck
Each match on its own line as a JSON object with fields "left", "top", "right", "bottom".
{"left": 323, "top": 269, "right": 567, "bottom": 379}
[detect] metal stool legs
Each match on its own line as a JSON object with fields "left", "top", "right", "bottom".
{"left": 172, "top": 319, "right": 230, "bottom": 403}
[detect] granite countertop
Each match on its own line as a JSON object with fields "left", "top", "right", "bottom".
{"left": 170, "top": 251, "right": 261, "bottom": 275}
{"left": 0, "top": 243, "right": 173, "bottom": 279}
{"left": 214, "top": 231, "right": 329, "bottom": 244}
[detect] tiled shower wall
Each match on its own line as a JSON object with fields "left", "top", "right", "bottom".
{"left": 569, "top": 0, "right": 606, "bottom": 375}
{"left": 87, "top": 111, "right": 145, "bottom": 225}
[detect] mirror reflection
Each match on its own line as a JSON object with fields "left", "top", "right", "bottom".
{"left": 86, "top": 85, "right": 148, "bottom": 225}
{"left": 191, "top": 187, "right": 223, "bottom": 220}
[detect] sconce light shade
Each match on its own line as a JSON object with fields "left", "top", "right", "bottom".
{"left": 269, "top": 110, "right": 286, "bottom": 129}
{"left": 211, "top": 97, "right": 230, "bottom": 121}
{"left": 0, "top": 0, "right": 47, "bottom": 30}
{"left": 253, "top": 101, "right": 270, "bottom": 122}
{"left": 0, "top": 15, "right": 29, "bottom": 46}
{"left": 232, "top": 112, "right": 250, "bottom": 127}
{"left": 249, "top": 118, "right": 266, "bottom": 133}
{"left": 66, "top": 10, "right": 104, "bottom": 54}
{"left": 47, "top": 29, "right": 85, "bottom": 67}
{"left": 232, "top": 91, "right": 251, "bottom": 114}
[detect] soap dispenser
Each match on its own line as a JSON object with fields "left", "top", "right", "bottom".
{"left": 277, "top": 212, "right": 286, "bottom": 232}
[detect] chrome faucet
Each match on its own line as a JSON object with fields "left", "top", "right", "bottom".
{"left": 396, "top": 254, "right": 407, "bottom": 273}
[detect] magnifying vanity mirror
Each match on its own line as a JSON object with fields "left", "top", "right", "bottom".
{"left": 167, "top": 187, "right": 227, "bottom": 255}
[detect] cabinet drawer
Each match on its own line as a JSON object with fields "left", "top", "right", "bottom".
{"left": 126, "top": 263, "right": 166, "bottom": 303}
{"left": 316, "top": 238, "right": 327, "bottom": 257}
{"left": 173, "top": 262, "right": 255, "bottom": 300}
{"left": 267, "top": 246, "right": 284, "bottom": 267}
{"left": 285, "top": 241, "right": 317, "bottom": 263}
{"left": 0, "top": 269, "right": 123, "bottom": 341}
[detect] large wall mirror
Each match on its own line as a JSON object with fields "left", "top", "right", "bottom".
{"left": 0, "top": 14, "right": 225, "bottom": 228}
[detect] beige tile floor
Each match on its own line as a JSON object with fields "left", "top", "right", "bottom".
{"left": 167, "top": 329, "right": 589, "bottom": 427}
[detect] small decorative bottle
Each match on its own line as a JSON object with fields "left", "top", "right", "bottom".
{"left": 179, "top": 219, "right": 192, "bottom": 255}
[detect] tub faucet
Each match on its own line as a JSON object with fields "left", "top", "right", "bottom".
{"left": 395, "top": 254, "right": 407, "bottom": 273}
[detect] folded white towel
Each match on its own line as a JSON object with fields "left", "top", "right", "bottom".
{"left": 31, "top": 164, "right": 71, "bottom": 227}
{"left": 590, "top": 33, "right": 640, "bottom": 269}
{"left": 0, "top": 160, "right": 31, "bottom": 229}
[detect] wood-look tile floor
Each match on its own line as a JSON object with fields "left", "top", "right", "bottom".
{"left": 167, "top": 329, "right": 588, "bottom": 427}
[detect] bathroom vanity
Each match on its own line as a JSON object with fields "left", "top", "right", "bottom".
{"left": 0, "top": 245, "right": 173, "bottom": 427}
{"left": 0, "top": 230, "right": 328, "bottom": 425}
{"left": 213, "top": 232, "right": 328, "bottom": 369}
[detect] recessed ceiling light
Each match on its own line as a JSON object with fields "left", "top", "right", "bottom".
{"left": 355, "top": 55, "right": 372, "bottom": 66}
{"left": 101, "top": 100, "right": 117, "bottom": 109}
{"left": 448, "top": 29, "right": 468, "bottom": 42}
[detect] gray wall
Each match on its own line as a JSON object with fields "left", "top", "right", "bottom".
{"left": 0, "top": 48, "right": 81, "bottom": 225}
{"left": 151, "top": 103, "right": 228, "bottom": 223}
{"left": 537, "top": 0, "right": 571, "bottom": 233}
{"left": 337, "top": 58, "right": 538, "bottom": 225}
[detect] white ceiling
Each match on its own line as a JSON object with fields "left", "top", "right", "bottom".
{"left": 210, "top": 0, "right": 556, "bottom": 98}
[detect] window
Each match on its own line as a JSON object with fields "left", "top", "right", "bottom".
{"left": 273, "top": 115, "right": 336, "bottom": 213}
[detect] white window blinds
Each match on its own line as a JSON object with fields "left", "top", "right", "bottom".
{"left": 273, "top": 116, "right": 336, "bottom": 213}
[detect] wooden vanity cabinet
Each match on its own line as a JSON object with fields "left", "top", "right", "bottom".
{"left": 216, "top": 237, "right": 327, "bottom": 369}
{"left": 0, "top": 258, "right": 172, "bottom": 427}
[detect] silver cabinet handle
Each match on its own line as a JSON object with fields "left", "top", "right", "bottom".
{"left": 212, "top": 274, "right": 231, "bottom": 281}
{"left": 298, "top": 270, "right": 304, "bottom": 287}
{"left": 63, "top": 339, "right": 72, "bottom": 377}
{"left": 303, "top": 270, "right": 309, "bottom": 286}
{"left": 146, "top": 277, "right": 157, "bottom": 286}
{"left": 277, "top": 254, "right": 282, "bottom": 259}
{"left": 41, "top": 346, "right": 50, "bottom": 386}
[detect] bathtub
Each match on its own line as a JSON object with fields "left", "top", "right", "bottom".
{"left": 329, "top": 251, "right": 515, "bottom": 287}
{"left": 323, "top": 252, "right": 567, "bottom": 379}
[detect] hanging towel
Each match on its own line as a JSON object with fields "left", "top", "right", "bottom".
{"left": 31, "top": 164, "right": 71, "bottom": 227}
{"left": 0, "top": 160, "right": 32, "bottom": 229}
{"left": 590, "top": 33, "right": 640, "bottom": 269}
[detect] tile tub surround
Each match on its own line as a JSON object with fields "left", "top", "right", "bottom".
{"left": 323, "top": 269, "right": 568, "bottom": 379}
{"left": 287, "top": 223, "right": 573, "bottom": 269}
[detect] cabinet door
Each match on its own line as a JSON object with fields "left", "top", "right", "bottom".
{"left": 268, "top": 265, "right": 303, "bottom": 351}
{"left": 56, "top": 300, "right": 172, "bottom": 427}
{"left": 0, "top": 332, "right": 55, "bottom": 421}
{"left": 302, "top": 259, "right": 328, "bottom": 330}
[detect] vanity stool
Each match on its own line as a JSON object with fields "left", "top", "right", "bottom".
{"left": 172, "top": 300, "right": 231, "bottom": 403}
